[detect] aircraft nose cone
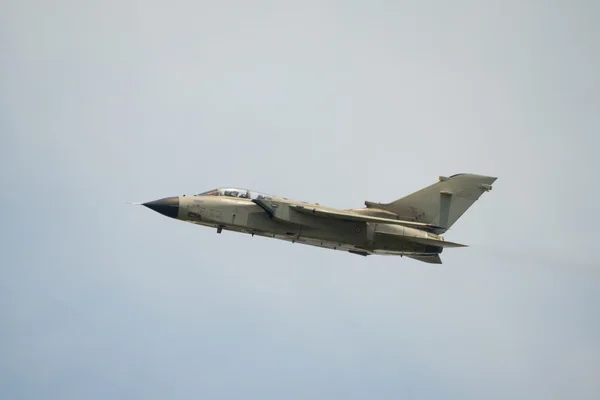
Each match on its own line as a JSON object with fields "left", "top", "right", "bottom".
{"left": 143, "top": 197, "right": 179, "bottom": 219}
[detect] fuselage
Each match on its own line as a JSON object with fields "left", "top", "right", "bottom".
{"left": 167, "top": 194, "right": 442, "bottom": 256}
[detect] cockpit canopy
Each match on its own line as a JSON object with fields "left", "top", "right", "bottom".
{"left": 195, "top": 188, "right": 273, "bottom": 200}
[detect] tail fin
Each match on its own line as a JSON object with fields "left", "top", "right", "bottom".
{"left": 366, "top": 173, "right": 497, "bottom": 232}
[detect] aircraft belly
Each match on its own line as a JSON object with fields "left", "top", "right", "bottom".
{"left": 296, "top": 238, "right": 357, "bottom": 252}
{"left": 270, "top": 235, "right": 358, "bottom": 252}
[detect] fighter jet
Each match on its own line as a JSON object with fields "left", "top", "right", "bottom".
{"left": 135, "top": 173, "right": 496, "bottom": 264}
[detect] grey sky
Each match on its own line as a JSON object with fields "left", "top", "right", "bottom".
{"left": 1, "top": 1, "right": 599, "bottom": 399}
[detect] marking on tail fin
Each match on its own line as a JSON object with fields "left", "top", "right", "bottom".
{"left": 439, "top": 191, "right": 452, "bottom": 228}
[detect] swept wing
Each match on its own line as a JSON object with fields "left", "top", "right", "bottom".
{"left": 290, "top": 204, "right": 445, "bottom": 233}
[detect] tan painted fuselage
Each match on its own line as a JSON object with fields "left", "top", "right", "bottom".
{"left": 178, "top": 195, "right": 441, "bottom": 256}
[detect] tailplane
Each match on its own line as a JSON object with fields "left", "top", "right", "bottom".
{"left": 406, "top": 254, "right": 443, "bottom": 264}
{"left": 366, "top": 173, "right": 497, "bottom": 232}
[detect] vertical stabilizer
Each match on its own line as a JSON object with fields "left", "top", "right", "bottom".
{"left": 367, "top": 174, "right": 497, "bottom": 232}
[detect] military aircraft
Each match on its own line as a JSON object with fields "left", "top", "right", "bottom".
{"left": 134, "top": 173, "right": 496, "bottom": 264}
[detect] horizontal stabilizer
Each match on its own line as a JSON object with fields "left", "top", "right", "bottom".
{"left": 406, "top": 254, "right": 443, "bottom": 264}
{"left": 405, "top": 237, "right": 467, "bottom": 248}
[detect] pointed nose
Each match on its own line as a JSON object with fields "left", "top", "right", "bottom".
{"left": 143, "top": 197, "right": 179, "bottom": 219}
